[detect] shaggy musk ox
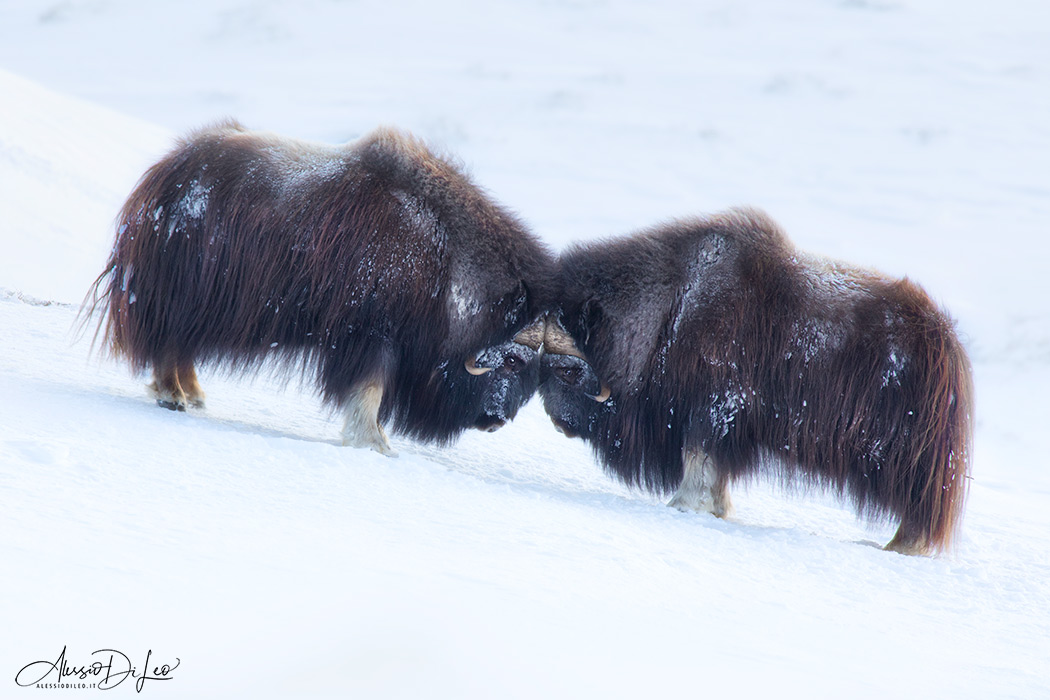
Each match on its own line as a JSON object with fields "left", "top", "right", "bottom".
{"left": 88, "top": 121, "right": 554, "bottom": 454}
{"left": 540, "top": 208, "right": 973, "bottom": 555}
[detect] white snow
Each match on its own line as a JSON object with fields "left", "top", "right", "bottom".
{"left": 2, "top": 1, "right": 1049, "bottom": 698}
{"left": 0, "top": 70, "right": 169, "bottom": 303}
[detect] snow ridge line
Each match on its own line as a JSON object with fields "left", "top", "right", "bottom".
{"left": 0, "top": 287, "right": 75, "bottom": 309}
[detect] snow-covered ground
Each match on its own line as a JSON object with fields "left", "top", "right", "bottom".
{"left": 1, "top": 1, "right": 1048, "bottom": 697}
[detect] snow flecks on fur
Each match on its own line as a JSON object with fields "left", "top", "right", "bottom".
{"left": 264, "top": 141, "right": 347, "bottom": 199}
{"left": 392, "top": 189, "right": 448, "bottom": 301}
{"left": 881, "top": 345, "right": 907, "bottom": 388}
{"left": 789, "top": 317, "right": 847, "bottom": 363}
{"left": 176, "top": 178, "right": 212, "bottom": 221}
{"left": 482, "top": 375, "right": 514, "bottom": 422}
{"left": 449, "top": 280, "right": 482, "bottom": 320}
{"left": 708, "top": 381, "right": 752, "bottom": 440}
{"left": 799, "top": 254, "right": 874, "bottom": 300}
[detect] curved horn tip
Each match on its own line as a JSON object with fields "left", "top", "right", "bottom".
{"left": 591, "top": 384, "right": 612, "bottom": 403}
{"left": 465, "top": 357, "right": 494, "bottom": 376}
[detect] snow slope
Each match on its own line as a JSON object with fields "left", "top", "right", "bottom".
{"left": 0, "top": 71, "right": 169, "bottom": 303}
{"left": 2, "top": 1, "right": 1049, "bottom": 697}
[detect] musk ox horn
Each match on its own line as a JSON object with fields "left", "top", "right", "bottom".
{"left": 464, "top": 356, "right": 494, "bottom": 376}
{"left": 513, "top": 318, "right": 545, "bottom": 351}
{"left": 591, "top": 383, "right": 611, "bottom": 403}
{"left": 542, "top": 318, "right": 586, "bottom": 359}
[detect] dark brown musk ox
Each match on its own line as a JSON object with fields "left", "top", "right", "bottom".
{"left": 540, "top": 208, "right": 973, "bottom": 555}
{"left": 85, "top": 121, "right": 555, "bottom": 456}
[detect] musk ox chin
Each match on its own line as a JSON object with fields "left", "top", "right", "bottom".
{"left": 540, "top": 208, "right": 973, "bottom": 556}
{"left": 87, "top": 121, "right": 554, "bottom": 455}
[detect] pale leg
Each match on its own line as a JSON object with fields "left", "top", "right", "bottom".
{"left": 340, "top": 382, "right": 398, "bottom": 457}
{"left": 668, "top": 450, "right": 734, "bottom": 518}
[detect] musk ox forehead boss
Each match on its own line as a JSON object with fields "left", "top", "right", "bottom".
{"left": 87, "top": 121, "right": 554, "bottom": 454}
{"left": 540, "top": 208, "right": 973, "bottom": 556}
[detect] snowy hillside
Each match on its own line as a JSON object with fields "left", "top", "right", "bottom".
{"left": 2, "top": 1, "right": 1049, "bottom": 698}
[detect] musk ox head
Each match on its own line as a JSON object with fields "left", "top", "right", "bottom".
{"left": 454, "top": 316, "right": 545, "bottom": 433}
{"left": 539, "top": 316, "right": 612, "bottom": 439}
{"left": 538, "top": 223, "right": 679, "bottom": 465}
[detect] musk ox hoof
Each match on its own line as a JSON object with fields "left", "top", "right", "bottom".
{"left": 883, "top": 529, "right": 932, "bottom": 556}
{"left": 371, "top": 440, "right": 399, "bottom": 458}
{"left": 156, "top": 398, "right": 185, "bottom": 412}
{"left": 148, "top": 373, "right": 204, "bottom": 413}
{"left": 342, "top": 434, "right": 399, "bottom": 458}
{"left": 153, "top": 395, "right": 205, "bottom": 411}
{"left": 666, "top": 493, "right": 694, "bottom": 513}
{"left": 667, "top": 493, "right": 735, "bottom": 520}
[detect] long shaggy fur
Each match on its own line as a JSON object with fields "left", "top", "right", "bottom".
{"left": 540, "top": 208, "right": 973, "bottom": 554}
{"left": 87, "top": 120, "right": 554, "bottom": 445}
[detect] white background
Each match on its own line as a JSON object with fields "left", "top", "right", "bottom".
{"left": 1, "top": 1, "right": 1048, "bottom": 697}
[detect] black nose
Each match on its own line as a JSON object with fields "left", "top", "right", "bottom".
{"left": 475, "top": 416, "right": 507, "bottom": 433}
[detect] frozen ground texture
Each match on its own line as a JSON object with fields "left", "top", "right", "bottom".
{"left": 1, "top": 1, "right": 1049, "bottom": 697}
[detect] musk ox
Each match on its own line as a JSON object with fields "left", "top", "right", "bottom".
{"left": 87, "top": 121, "right": 554, "bottom": 455}
{"left": 540, "top": 208, "right": 973, "bottom": 555}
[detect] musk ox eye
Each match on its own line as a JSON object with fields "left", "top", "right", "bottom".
{"left": 553, "top": 366, "right": 581, "bottom": 385}
{"left": 468, "top": 341, "right": 537, "bottom": 376}
{"left": 545, "top": 354, "right": 605, "bottom": 398}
